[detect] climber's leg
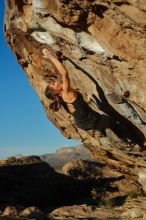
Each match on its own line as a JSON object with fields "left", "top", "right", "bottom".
{"left": 95, "top": 115, "right": 130, "bottom": 142}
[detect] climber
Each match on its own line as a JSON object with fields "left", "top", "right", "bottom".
{"left": 42, "top": 48, "right": 101, "bottom": 131}
{"left": 42, "top": 48, "right": 143, "bottom": 146}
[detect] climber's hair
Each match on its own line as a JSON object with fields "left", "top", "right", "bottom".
{"left": 45, "top": 85, "right": 62, "bottom": 112}
{"left": 45, "top": 85, "right": 55, "bottom": 100}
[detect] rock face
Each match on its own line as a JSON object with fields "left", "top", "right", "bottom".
{"left": 49, "top": 199, "right": 146, "bottom": 220}
{"left": 0, "top": 156, "right": 92, "bottom": 207}
{"left": 4, "top": 0, "right": 146, "bottom": 192}
{"left": 0, "top": 156, "right": 146, "bottom": 220}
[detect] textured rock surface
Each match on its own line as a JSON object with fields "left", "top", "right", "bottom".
{"left": 0, "top": 157, "right": 146, "bottom": 220}
{"left": 4, "top": 0, "right": 146, "bottom": 192}
{"left": 62, "top": 159, "right": 143, "bottom": 206}
{"left": 49, "top": 198, "right": 146, "bottom": 220}
{"left": 0, "top": 156, "right": 92, "bottom": 207}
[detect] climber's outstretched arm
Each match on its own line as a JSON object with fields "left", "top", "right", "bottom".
{"left": 42, "top": 49, "right": 71, "bottom": 93}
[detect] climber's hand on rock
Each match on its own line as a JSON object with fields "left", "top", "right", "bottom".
{"left": 42, "top": 48, "right": 55, "bottom": 60}
{"left": 42, "top": 49, "right": 67, "bottom": 75}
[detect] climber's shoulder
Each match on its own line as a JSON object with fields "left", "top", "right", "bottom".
{"left": 62, "top": 88, "right": 77, "bottom": 103}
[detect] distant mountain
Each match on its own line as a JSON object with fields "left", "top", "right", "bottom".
{"left": 41, "top": 144, "right": 94, "bottom": 168}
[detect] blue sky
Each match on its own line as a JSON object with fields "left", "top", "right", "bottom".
{"left": 0, "top": 1, "right": 79, "bottom": 159}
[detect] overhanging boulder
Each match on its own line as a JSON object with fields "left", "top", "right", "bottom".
{"left": 4, "top": 0, "right": 146, "bottom": 194}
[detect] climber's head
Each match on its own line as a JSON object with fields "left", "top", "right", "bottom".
{"left": 45, "top": 82, "right": 63, "bottom": 111}
{"left": 49, "top": 81, "right": 63, "bottom": 95}
{"left": 45, "top": 80, "right": 63, "bottom": 97}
